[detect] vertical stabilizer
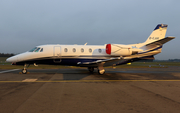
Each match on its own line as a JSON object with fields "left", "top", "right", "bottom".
{"left": 144, "top": 24, "right": 168, "bottom": 44}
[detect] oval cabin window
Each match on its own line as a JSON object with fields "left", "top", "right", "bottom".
{"left": 81, "top": 48, "right": 84, "bottom": 52}
{"left": 64, "top": 48, "right": 68, "bottom": 52}
{"left": 73, "top": 48, "right": 76, "bottom": 52}
{"left": 89, "top": 48, "right": 92, "bottom": 53}
{"left": 98, "top": 49, "right": 102, "bottom": 53}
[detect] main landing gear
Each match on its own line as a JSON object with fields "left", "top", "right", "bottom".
{"left": 97, "top": 62, "right": 105, "bottom": 75}
{"left": 87, "top": 65, "right": 105, "bottom": 75}
{"left": 98, "top": 66, "right": 105, "bottom": 75}
{"left": 88, "top": 67, "right": 94, "bottom": 73}
{"left": 22, "top": 64, "right": 30, "bottom": 74}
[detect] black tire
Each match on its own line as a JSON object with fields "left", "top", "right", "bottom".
{"left": 98, "top": 69, "right": 105, "bottom": 75}
{"left": 88, "top": 67, "right": 94, "bottom": 73}
{"left": 22, "top": 69, "right": 27, "bottom": 74}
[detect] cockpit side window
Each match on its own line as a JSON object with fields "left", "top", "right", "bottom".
{"left": 29, "top": 47, "right": 37, "bottom": 52}
{"left": 34, "top": 48, "right": 41, "bottom": 52}
{"left": 40, "top": 48, "right": 43, "bottom": 52}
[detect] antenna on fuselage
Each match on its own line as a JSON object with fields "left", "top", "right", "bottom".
{"left": 84, "top": 42, "right": 88, "bottom": 45}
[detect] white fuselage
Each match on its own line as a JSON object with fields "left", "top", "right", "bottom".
{"left": 6, "top": 43, "right": 145, "bottom": 66}
{"left": 6, "top": 44, "right": 109, "bottom": 65}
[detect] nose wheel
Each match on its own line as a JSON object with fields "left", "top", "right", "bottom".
{"left": 22, "top": 69, "right": 27, "bottom": 74}
{"left": 22, "top": 64, "right": 30, "bottom": 74}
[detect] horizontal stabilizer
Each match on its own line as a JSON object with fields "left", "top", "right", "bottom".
{"left": 140, "top": 56, "right": 155, "bottom": 60}
{"left": 145, "top": 36, "right": 175, "bottom": 46}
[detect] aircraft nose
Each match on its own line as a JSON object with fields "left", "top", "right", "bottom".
{"left": 6, "top": 56, "right": 18, "bottom": 63}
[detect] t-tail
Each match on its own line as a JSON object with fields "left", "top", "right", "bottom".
{"left": 109, "top": 24, "right": 175, "bottom": 59}
{"left": 128, "top": 24, "right": 175, "bottom": 61}
{"left": 134, "top": 24, "right": 175, "bottom": 51}
{"left": 144, "top": 24, "right": 168, "bottom": 45}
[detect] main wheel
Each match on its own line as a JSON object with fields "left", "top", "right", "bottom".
{"left": 98, "top": 69, "right": 105, "bottom": 75}
{"left": 22, "top": 69, "right": 27, "bottom": 74}
{"left": 88, "top": 67, "right": 94, "bottom": 73}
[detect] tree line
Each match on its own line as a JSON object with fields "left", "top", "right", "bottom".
{"left": 168, "top": 59, "right": 180, "bottom": 62}
{"left": 0, "top": 53, "right": 15, "bottom": 57}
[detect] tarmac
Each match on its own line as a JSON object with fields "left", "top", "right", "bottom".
{"left": 0, "top": 67, "right": 180, "bottom": 113}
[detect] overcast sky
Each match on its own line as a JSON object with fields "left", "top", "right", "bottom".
{"left": 0, "top": 0, "right": 179, "bottom": 60}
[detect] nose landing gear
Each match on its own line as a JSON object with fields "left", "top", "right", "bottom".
{"left": 22, "top": 64, "right": 30, "bottom": 74}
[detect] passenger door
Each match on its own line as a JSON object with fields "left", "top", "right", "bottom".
{"left": 53, "top": 46, "right": 61, "bottom": 63}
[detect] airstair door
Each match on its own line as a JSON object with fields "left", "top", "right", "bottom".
{"left": 53, "top": 46, "right": 61, "bottom": 63}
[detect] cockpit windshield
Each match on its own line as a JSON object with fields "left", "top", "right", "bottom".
{"left": 34, "top": 48, "right": 41, "bottom": 52}
{"left": 29, "top": 47, "right": 37, "bottom": 52}
{"left": 40, "top": 48, "right": 43, "bottom": 52}
{"left": 29, "top": 47, "right": 43, "bottom": 52}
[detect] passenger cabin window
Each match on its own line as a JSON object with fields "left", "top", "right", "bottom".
{"left": 98, "top": 49, "right": 102, "bottom": 53}
{"left": 40, "top": 48, "right": 43, "bottom": 52}
{"left": 64, "top": 48, "right": 68, "bottom": 52}
{"left": 81, "top": 48, "right": 84, "bottom": 52}
{"left": 89, "top": 48, "right": 92, "bottom": 53}
{"left": 73, "top": 48, "right": 76, "bottom": 52}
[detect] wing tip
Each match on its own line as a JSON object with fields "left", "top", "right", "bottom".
{"left": 166, "top": 36, "right": 175, "bottom": 39}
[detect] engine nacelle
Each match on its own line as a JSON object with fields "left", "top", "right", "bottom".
{"left": 106, "top": 44, "right": 132, "bottom": 56}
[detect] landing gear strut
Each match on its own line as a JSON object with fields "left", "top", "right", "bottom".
{"left": 22, "top": 64, "right": 30, "bottom": 74}
{"left": 98, "top": 63, "right": 105, "bottom": 75}
{"left": 98, "top": 67, "right": 105, "bottom": 75}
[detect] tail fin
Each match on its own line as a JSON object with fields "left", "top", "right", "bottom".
{"left": 129, "top": 24, "right": 174, "bottom": 51}
{"left": 145, "top": 24, "right": 168, "bottom": 44}
{"left": 144, "top": 24, "right": 168, "bottom": 44}
{"left": 140, "top": 24, "right": 175, "bottom": 52}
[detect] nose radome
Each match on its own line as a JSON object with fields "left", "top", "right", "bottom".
{"left": 6, "top": 56, "right": 17, "bottom": 63}
{"left": 6, "top": 57, "right": 11, "bottom": 62}
{"left": 6, "top": 57, "right": 12, "bottom": 62}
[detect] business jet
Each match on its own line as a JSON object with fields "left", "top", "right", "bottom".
{"left": 6, "top": 24, "right": 175, "bottom": 74}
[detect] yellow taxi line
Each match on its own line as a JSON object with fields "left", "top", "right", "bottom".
{"left": 0, "top": 79, "right": 180, "bottom": 83}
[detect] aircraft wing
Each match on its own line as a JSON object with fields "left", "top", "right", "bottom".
{"left": 77, "top": 57, "right": 127, "bottom": 67}
{"left": 78, "top": 44, "right": 163, "bottom": 67}
{"left": 77, "top": 50, "right": 159, "bottom": 67}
